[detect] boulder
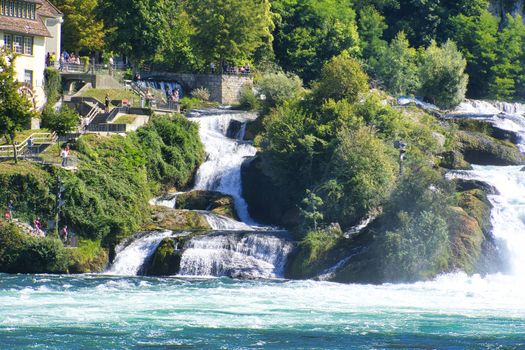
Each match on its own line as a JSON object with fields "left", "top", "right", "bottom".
{"left": 144, "top": 237, "right": 182, "bottom": 276}
{"left": 455, "top": 179, "right": 499, "bottom": 195}
{"left": 241, "top": 156, "right": 300, "bottom": 228}
{"left": 439, "top": 150, "right": 472, "bottom": 170}
{"left": 150, "top": 206, "right": 211, "bottom": 231}
{"left": 175, "top": 191, "right": 237, "bottom": 220}
{"left": 457, "top": 130, "right": 525, "bottom": 166}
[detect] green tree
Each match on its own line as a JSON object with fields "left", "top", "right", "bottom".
{"left": 300, "top": 190, "right": 324, "bottom": 230}
{"left": 41, "top": 106, "right": 80, "bottom": 139}
{"left": 272, "top": 0, "right": 360, "bottom": 81}
{"left": 375, "top": 32, "right": 420, "bottom": 96}
{"left": 186, "top": 0, "right": 274, "bottom": 66}
{"left": 52, "top": 0, "right": 106, "bottom": 53}
{"left": 44, "top": 68, "right": 62, "bottom": 104}
{"left": 418, "top": 40, "right": 468, "bottom": 109}
{"left": 98, "top": 0, "right": 173, "bottom": 65}
{"left": 358, "top": 5, "right": 388, "bottom": 65}
{"left": 449, "top": 10, "right": 499, "bottom": 98}
{"left": 314, "top": 53, "right": 369, "bottom": 103}
{"left": 319, "top": 126, "right": 397, "bottom": 228}
{"left": 489, "top": 14, "right": 525, "bottom": 99}
{"left": 0, "top": 49, "right": 34, "bottom": 163}
{"left": 256, "top": 71, "right": 304, "bottom": 109}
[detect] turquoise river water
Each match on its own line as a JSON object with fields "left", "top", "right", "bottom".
{"left": 0, "top": 273, "right": 524, "bottom": 349}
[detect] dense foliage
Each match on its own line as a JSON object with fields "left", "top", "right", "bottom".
{"left": 0, "top": 49, "right": 34, "bottom": 163}
{"left": 0, "top": 114, "right": 204, "bottom": 245}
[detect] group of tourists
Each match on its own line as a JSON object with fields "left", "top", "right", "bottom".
{"left": 45, "top": 52, "right": 56, "bottom": 67}
{"left": 59, "top": 51, "right": 81, "bottom": 71}
{"left": 213, "top": 62, "right": 251, "bottom": 75}
{"left": 165, "top": 88, "right": 180, "bottom": 108}
{"left": 3, "top": 201, "right": 69, "bottom": 243}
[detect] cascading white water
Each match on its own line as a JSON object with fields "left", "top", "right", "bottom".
{"left": 196, "top": 211, "right": 254, "bottom": 231}
{"left": 448, "top": 166, "right": 525, "bottom": 276}
{"left": 107, "top": 231, "right": 176, "bottom": 275}
{"left": 450, "top": 99, "right": 525, "bottom": 151}
{"left": 179, "top": 232, "right": 293, "bottom": 278}
{"left": 137, "top": 80, "right": 183, "bottom": 99}
{"left": 189, "top": 111, "right": 258, "bottom": 225}
{"left": 148, "top": 192, "right": 182, "bottom": 208}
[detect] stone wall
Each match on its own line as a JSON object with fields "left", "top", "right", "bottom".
{"left": 142, "top": 72, "right": 253, "bottom": 105}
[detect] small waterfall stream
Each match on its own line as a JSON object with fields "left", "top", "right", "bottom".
{"left": 107, "top": 231, "right": 177, "bottom": 275}
{"left": 189, "top": 111, "right": 258, "bottom": 224}
{"left": 108, "top": 109, "right": 293, "bottom": 278}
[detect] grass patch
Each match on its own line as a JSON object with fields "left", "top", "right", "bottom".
{"left": 81, "top": 88, "right": 140, "bottom": 106}
{"left": 113, "top": 114, "right": 140, "bottom": 124}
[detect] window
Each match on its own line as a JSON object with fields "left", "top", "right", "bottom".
{"left": 13, "top": 35, "right": 22, "bottom": 53}
{"left": 3, "top": 34, "right": 12, "bottom": 49}
{"left": 1, "top": 1, "right": 36, "bottom": 19}
{"left": 23, "top": 36, "right": 32, "bottom": 55}
{"left": 24, "top": 70, "right": 32, "bottom": 87}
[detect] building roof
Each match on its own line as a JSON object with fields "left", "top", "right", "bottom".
{"left": 38, "top": 0, "right": 63, "bottom": 18}
{"left": 0, "top": 16, "right": 51, "bottom": 37}
{"left": 0, "top": 0, "right": 62, "bottom": 37}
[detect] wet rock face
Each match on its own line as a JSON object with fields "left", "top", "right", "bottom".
{"left": 241, "top": 156, "right": 300, "bottom": 228}
{"left": 144, "top": 237, "right": 182, "bottom": 276}
{"left": 457, "top": 131, "right": 525, "bottom": 166}
{"left": 150, "top": 206, "right": 211, "bottom": 231}
{"left": 175, "top": 191, "right": 237, "bottom": 220}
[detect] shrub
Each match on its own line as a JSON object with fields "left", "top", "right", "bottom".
{"left": 239, "top": 84, "right": 259, "bottom": 110}
{"left": 191, "top": 87, "right": 210, "bottom": 101}
{"left": 418, "top": 40, "right": 468, "bottom": 109}
{"left": 0, "top": 222, "right": 69, "bottom": 273}
{"left": 180, "top": 97, "right": 203, "bottom": 110}
{"left": 256, "top": 71, "right": 304, "bottom": 109}
{"left": 314, "top": 52, "right": 369, "bottom": 103}
{"left": 41, "top": 106, "right": 80, "bottom": 137}
{"left": 381, "top": 210, "right": 450, "bottom": 282}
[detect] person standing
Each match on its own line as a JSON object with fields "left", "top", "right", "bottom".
{"left": 61, "top": 147, "right": 68, "bottom": 167}
{"left": 60, "top": 225, "right": 68, "bottom": 243}
{"left": 105, "top": 93, "right": 110, "bottom": 112}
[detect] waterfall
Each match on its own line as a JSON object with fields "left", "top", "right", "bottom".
{"left": 449, "top": 99, "right": 525, "bottom": 151}
{"left": 178, "top": 232, "right": 294, "bottom": 279}
{"left": 107, "top": 231, "right": 176, "bottom": 275}
{"left": 196, "top": 211, "right": 254, "bottom": 231}
{"left": 148, "top": 192, "right": 182, "bottom": 209}
{"left": 189, "top": 111, "right": 258, "bottom": 224}
{"left": 448, "top": 166, "right": 525, "bottom": 276}
{"left": 137, "top": 80, "right": 183, "bottom": 99}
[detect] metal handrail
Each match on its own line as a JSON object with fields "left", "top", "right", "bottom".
{"left": 0, "top": 132, "right": 57, "bottom": 158}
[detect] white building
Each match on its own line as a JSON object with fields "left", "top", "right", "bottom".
{"left": 0, "top": 0, "right": 62, "bottom": 109}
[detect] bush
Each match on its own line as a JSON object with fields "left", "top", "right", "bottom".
{"left": 180, "top": 97, "right": 203, "bottom": 110}
{"left": 238, "top": 84, "right": 259, "bottom": 110}
{"left": 191, "top": 87, "right": 210, "bottom": 101}
{"left": 381, "top": 210, "right": 450, "bottom": 282}
{"left": 41, "top": 106, "right": 80, "bottom": 136}
{"left": 314, "top": 52, "right": 369, "bottom": 103}
{"left": 0, "top": 222, "right": 69, "bottom": 273}
{"left": 256, "top": 71, "right": 303, "bottom": 109}
{"left": 418, "top": 40, "right": 468, "bottom": 109}
{"left": 319, "top": 126, "right": 397, "bottom": 228}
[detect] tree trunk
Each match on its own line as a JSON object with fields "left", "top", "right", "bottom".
{"left": 12, "top": 141, "right": 18, "bottom": 164}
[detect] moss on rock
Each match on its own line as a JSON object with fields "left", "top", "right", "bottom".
{"left": 447, "top": 207, "right": 484, "bottom": 273}
{"left": 457, "top": 130, "right": 525, "bottom": 166}
{"left": 150, "top": 206, "right": 211, "bottom": 231}
{"left": 144, "top": 237, "right": 182, "bottom": 276}
{"left": 68, "top": 240, "right": 109, "bottom": 273}
{"left": 175, "top": 191, "right": 237, "bottom": 219}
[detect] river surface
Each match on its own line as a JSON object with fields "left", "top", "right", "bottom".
{"left": 0, "top": 273, "right": 524, "bottom": 349}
